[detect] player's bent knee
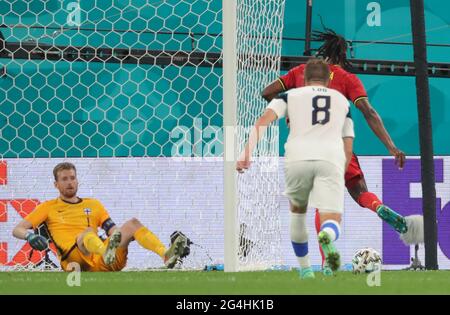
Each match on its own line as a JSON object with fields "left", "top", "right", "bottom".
{"left": 122, "top": 217, "right": 143, "bottom": 233}
{"left": 76, "top": 228, "right": 95, "bottom": 255}
{"left": 76, "top": 227, "right": 94, "bottom": 243}
{"left": 291, "top": 209, "right": 307, "bottom": 214}
{"left": 346, "top": 176, "right": 368, "bottom": 194}
{"left": 129, "top": 217, "right": 142, "bottom": 227}
{"left": 290, "top": 203, "right": 307, "bottom": 214}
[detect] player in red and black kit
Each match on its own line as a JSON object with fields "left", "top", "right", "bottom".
{"left": 262, "top": 30, "right": 408, "bottom": 274}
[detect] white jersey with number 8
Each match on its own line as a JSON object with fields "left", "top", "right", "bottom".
{"left": 268, "top": 86, "right": 354, "bottom": 171}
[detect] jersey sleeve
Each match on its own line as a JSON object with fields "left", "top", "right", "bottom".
{"left": 342, "top": 109, "right": 355, "bottom": 138}
{"left": 279, "top": 66, "right": 300, "bottom": 90}
{"left": 25, "top": 203, "right": 50, "bottom": 229}
{"left": 267, "top": 95, "right": 287, "bottom": 119}
{"left": 95, "top": 200, "right": 111, "bottom": 226}
{"left": 346, "top": 73, "right": 368, "bottom": 104}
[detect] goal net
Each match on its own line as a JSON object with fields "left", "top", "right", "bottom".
{"left": 0, "top": 0, "right": 285, "bottom": 271}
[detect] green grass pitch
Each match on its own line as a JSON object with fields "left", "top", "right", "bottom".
{"left": 1, "top": 270, "right": 450, "bottom": 295}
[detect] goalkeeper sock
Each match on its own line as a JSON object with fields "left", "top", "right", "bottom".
{"left": 357, "top": 192, "right": 382, "bottom": 212}
{"left": 134, "top": 226, "right": 166, "bottom": 258}
{"left": 320, "top": 220, "right": 341, "bottom": 242}
{"left": 290, "top": 212, "right": 310, "bottom": 269}
{"left": 83, "top": 231, "right": 106, "bottom": 255}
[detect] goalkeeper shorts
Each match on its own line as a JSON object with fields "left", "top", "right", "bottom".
{"left": 60, "top": 238, "right": 128, "bottom": 272}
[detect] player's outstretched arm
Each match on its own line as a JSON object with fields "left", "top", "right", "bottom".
{"left": 236, "top": 109, "right": 278, "bottom": 173}
{"left": 12, "top": 219, "right": 48, "bottom": 251}
{"left": 355, "top": 98, "right": 406, "bottom": 169}
{"left": 12, "top": 219, "right": 33, "bottom": 240}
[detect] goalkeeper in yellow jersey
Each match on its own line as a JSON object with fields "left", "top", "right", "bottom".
{"left": 12, "top": 162, "right": 189, "bottom": 272}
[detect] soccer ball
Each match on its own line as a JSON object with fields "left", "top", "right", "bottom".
{"left": 351, "top": 248, "right": 382, "bottom": 274}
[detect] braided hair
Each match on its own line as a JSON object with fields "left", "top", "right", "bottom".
{"left": 312, "top": 29, "right": 350, "bottom": 69}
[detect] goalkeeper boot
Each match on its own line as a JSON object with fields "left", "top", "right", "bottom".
{"left": 376, "top": 205, "right": 408, "bottom": 234}
{"left": 164, "top": 234, "right": 188, "bottom": 269}
{"left": 300, "top": 267, "right": 315, "bottom": 280}
{"left": 318, "top": 231, "right": 340, "bottom": 273}
{"left": 103, "top": 230, "right": 122, "bottom": 265}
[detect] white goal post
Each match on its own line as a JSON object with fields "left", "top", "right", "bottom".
{"left": 223, "top": 0, "right": 286, "bottom": 271}
{"left": 223, "top": 0, "right": 239, "bottom": 272}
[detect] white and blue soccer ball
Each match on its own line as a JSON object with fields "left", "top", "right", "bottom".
{"left": 351, "top": 248, "right": 382, "bottom": 274}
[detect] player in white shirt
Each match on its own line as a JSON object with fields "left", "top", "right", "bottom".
{"left": 236, "top": 58, "right": 354, "bottom": 279}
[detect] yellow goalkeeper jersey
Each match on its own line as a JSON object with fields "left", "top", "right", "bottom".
{"left": 25, "top": 198, "right": 111, "bottom": 256}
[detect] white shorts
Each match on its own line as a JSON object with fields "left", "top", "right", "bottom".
{"left": 284, "top": 160, "right": 345, "bottom": 213}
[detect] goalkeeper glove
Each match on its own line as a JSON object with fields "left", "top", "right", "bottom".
{"left": 26, "top": 232, "right": 48, "bottom": 251}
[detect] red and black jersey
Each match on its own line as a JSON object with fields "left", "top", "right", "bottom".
{"left": 278, "top": 64, "right": 367, "bottom": 104}
{"left": 278, "top": 64, "right": 368, "bottom": 183}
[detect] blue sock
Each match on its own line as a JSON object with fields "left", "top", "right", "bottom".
{"left": 320, "top": 220, "right": 341, "bottom": 241}
{"left": 292, "top": 241, "right": 310, "bottom": 269}
{"left": 291, "top": 212, "right": 310, "bottom": 269}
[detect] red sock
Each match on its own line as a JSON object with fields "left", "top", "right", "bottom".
{"left": 357, "top": 192, "right": 383, "bottom": 212}
{"left": 314, "top": 209, "right": 325, "bottom": 266}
